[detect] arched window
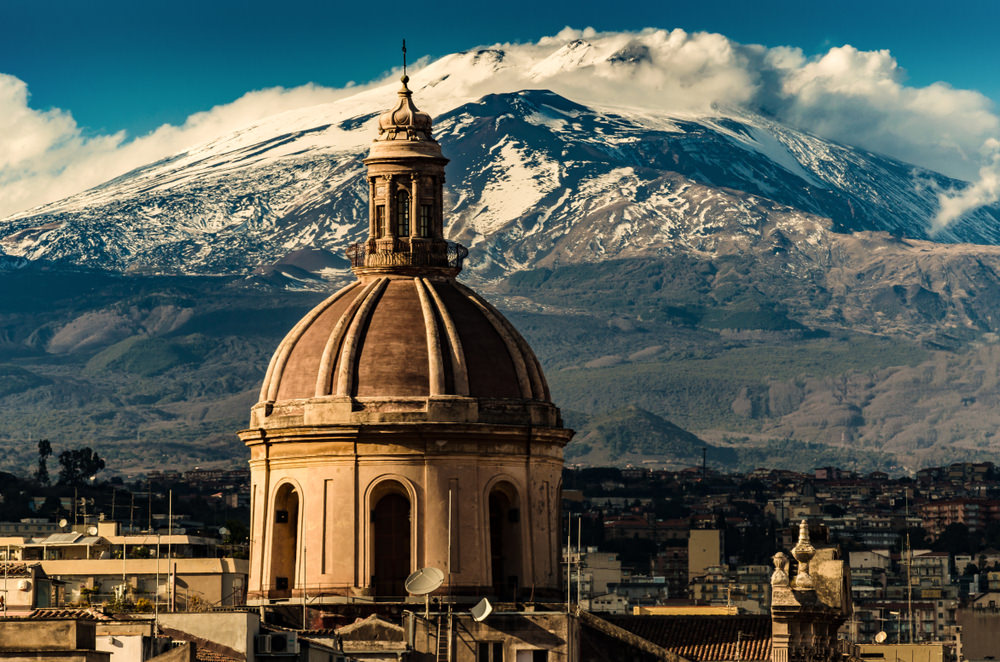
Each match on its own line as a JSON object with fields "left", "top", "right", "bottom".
{"left": 488, "top": 483, "right": 523, "bottom": 600}
{"left": 269, "top": 484, "right": 300, "bottom": 598}
{"left": 372, "top": 488, "right": 411, "bottom": 596}
{"left": 396, "top": 190, "right": 410, "bottom": 237}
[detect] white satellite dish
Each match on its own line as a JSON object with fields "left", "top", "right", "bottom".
{"left": 405, "top": 567, "right": 445, "bottom": 618}
{"left": 87, "top": 526, "right": 98, "bottom": 536}
{"left": 470, "top": 597, "right": 493, "bottom": 622}
{"left": 404, "top": 567, "right": 444, "bottom": 595}
{"left": 874, "top": 631, "right": 887, "bottom": 644}
{"left": 58, "top": 519, "right": 68, "bottom": 529}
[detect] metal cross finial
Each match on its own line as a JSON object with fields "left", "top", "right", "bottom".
{"left": 402, "top": 39, "right": 407, "bottom": 76}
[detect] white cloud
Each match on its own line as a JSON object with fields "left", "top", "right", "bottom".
{"left": 1, "top": 27, "right": 998, "bottom": 223}
{"left": 760, "top": 45, "right": 998, "bottom": 182}
{"left": 932, "top": 138, "right": 1000, "bottom": 232}
{"left": 0, "top": 78, "right": 354, "bottom": 218}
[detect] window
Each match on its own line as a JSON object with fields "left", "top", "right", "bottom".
{"left": 375, "top": 205, "right": 385, "bottom": 238}
{"left": 418, "top": 204, "right": 431, "bottom": 237}
{"left": 477, "top": 642, "right": 503, "bottom": 662}
{"left": 396, "top": 190, "right": 410, "bottom": 237}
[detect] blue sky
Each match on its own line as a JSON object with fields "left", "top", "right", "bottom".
{"left": 2, "top": 0, "right": 998, "bottom": 138}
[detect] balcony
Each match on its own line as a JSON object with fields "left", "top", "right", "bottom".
{"left": 347, "top": 239, "right": 468, "bottom": 271}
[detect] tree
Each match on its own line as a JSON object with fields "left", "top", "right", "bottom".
{"left": 57, "top": 447, "right": 106, "bottom": 485}
{"left": 933, "top": 523, "right": 973, "bottom": 555}
{"left": 35, "top": 439, "right": 51, "bottom": 485}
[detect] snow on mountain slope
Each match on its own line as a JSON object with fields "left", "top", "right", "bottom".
{"left": 1, "top": 55, "right": 998, "bottom": 278}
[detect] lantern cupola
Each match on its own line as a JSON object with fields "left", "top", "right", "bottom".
{"left": 350, "top": 76, "right": 465, "bottom": 277}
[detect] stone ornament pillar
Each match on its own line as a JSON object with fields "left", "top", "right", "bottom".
{"left": 411, "top": 173, "right": 421, "bottom": 237}
{"left": 791, "top": 519, "right": 815, "bottom": 590}
{"left": 385, "top": 175, "right": 396, "bottom": 239}
{"left": 769, "top": 521, "right": 852, "bottom": 662}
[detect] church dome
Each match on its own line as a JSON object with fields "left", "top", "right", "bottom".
{"left": 254, "top": 275, "right": 557, "bottom": 427}
{"left": 248, "top": 74, "right": 562, "bottom": 430}
{"left": 242, "top": 63, "right": 570, "bottom": 606}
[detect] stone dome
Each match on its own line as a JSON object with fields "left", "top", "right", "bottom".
{"left": 375, "top": 76, "right": 434, "bottom": 142}
{"left": 251, "top": 275, "right": 559, "bottom": 428}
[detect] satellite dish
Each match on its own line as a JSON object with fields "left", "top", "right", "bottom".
{"left": 87, "top": 526, "right": 98, "bottom": 536}
{"left": 404, "top": 567, "right": 444, "bottom": 595}
{"left": 874, "top": 631, "right": 888, "bottom": 644}
{"left": 470, "top": 597, "right": 493, "bottom": 622}
{"left": 58, "top": 519, "right": 68, "bottom": 529}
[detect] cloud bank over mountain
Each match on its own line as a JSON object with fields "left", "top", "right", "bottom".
{"left": 1, "top": 27, "right": 998, "bottom": 222}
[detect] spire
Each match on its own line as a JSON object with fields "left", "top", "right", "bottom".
{"left": 348, "top": 57, "right": 467, "bottom": 278}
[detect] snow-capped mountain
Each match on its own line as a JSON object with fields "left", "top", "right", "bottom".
{"left": 1, "top": 40, "right": 998, "bottom": 280}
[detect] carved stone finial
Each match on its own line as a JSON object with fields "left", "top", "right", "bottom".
{"left": 791, "top": 519, "right": 816, "bottom": 590}
{"left": 771, "top": 552, "right": 790, "bottom": 587}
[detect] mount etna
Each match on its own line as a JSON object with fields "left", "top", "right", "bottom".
{"left": 3, "top": 39, "right": 1000, "bottom": 475}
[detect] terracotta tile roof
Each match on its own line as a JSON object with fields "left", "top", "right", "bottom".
{"left": 0, "top": 562, "right": 36, "bottom": 578}
{"left": 604, "top": 615, "right": 771, "bottom": 661}
{"left": 195, "top": 647, "right": 241, "bottom": 662}
{"left": 20, "top": 607, "right": 112, "bottom": 621}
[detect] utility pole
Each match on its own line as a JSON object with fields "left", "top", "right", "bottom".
{"left": 905, "top": 492, "right": 914, "bottom": 643}
{"left": 576, "top": 515, "right": 582, "bottom": 607}
{"left": 565, "top": 518, "right": 571, "bottom": 613}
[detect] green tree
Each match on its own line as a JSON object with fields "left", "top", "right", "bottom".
{"left": 224, "top": 519, "right": 250, "bottom": 544}
{"left": 35, "top": 439, "right": 51, "bottom": 485}
{"left": 57, "top": 447, "right": 106, "bottom": 485}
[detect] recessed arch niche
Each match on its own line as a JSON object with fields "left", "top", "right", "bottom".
{"left": 369, "top": 479, "right": 413, "bottom": 597}
{"left": 269, "top": 482, "right": 300, "bottom": 598}
{"left": 487, "top": 480, "right": 523, "bottom": 600}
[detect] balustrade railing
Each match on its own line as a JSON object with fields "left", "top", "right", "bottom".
{"left": 347, "top": 240, "right": 468, "bottom": 270}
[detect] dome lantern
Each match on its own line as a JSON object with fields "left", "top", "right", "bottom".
{"left": 349, "top": 75, "right": 467, "bottom": 277}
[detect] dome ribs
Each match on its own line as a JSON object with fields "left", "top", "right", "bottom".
{"left": 260, "top": 281, "right": 362, "bottom": 403}
{"left": 454, "top": 282, "right": 549, "bottom": 401}
{"left": 422, "top": 278, "right": 470, "bottom": 396}
{"left": 453, "top": 282, "right": 533, "bottom": 399}
{"left": 313, "top": 277, "right": 383, "bottom": 397}
{"left": 353, "top": 278, "right": 431, "bottom": 398}
{"left": 414, "top": 278, "right": 445, "bottom": 396}
{"left": 334, "top": 277, "right": 389, "bottom": 397}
